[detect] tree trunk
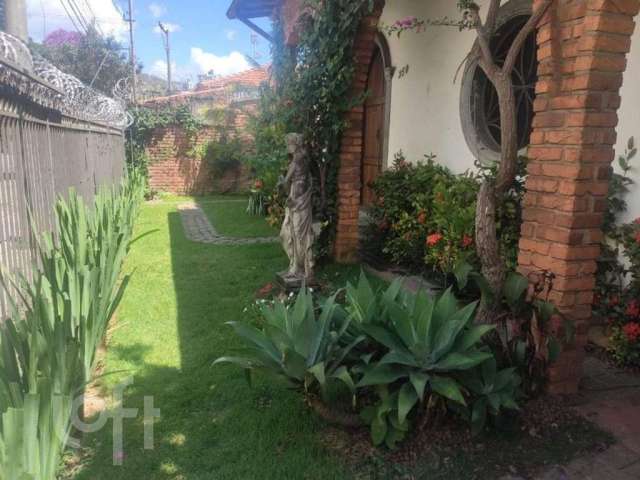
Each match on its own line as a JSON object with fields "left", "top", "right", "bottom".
{"left": 475, "top": 73, "right": 517, "bottom": 324}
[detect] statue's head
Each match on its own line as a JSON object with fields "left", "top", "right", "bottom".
{"left": 285, "top": 133, "right": 304, "bottom": 156}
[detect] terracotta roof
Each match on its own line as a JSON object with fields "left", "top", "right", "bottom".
{"left": 194, "top": 66, "right": 269, "bottom": 91}
{"left": 142, "top": 66, "right": 269, "bottom": 106}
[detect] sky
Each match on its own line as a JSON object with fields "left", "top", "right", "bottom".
{"left": 26, "top": 0, "right": 272, "bottom": 84}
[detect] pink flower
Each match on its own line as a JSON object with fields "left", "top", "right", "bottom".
{"left": 426, "top": 233, "right": 443, "bottom": 247}
{"left": 634, "top": 217, "right": 640, "bottom": 225}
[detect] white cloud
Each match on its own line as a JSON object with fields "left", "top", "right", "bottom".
{"left": 26, "top": 0, "right": 128, "bottom": 42}
{"left": 153, "top": 22, "right": 181, "bottom": 34}
{"left": 148, "top": 3, "right": 167, "bottom": 18}
{"left": 190, "top": 48, "right": 250, "bottom": 77}
{"left": 149, "top": 59, "right": 171, "bottom": 77}
{"left": 225, "top": 30, "right": 237, "bottom": 41}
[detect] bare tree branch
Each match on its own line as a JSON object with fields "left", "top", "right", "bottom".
{"left": 485, "top": 0, "right": 502, "bottom": 33}
{"left": 503, "top": 0, "right": 553, "bottom": 74}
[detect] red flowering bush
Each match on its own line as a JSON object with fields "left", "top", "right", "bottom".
{"left": 609, "top": 319, "right": 640, "bottom": 366}
{"left": 595, "top": 137, "right": 640, "bottom": 366}
{"left": 363, "top": 151, "right": 523, "bottom": 282}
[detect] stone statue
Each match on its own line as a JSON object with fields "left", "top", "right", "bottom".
{"left": 278, "top": 133, "right": 315, "bottom": 287}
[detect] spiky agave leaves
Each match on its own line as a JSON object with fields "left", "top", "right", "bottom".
{"left": 353, "top": 287, "right": 496, "bottom": 446}
{"left": 214, "top": 289, "right": 364, "bottom": 401}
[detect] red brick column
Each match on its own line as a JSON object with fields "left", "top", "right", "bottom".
{"left": 519, "top": 0, "right": 639, "bottom": 394}
{"left": 334, "top": 3, "right": 384, "bottom": 263}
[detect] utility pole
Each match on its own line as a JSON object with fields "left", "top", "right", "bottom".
{"left": 4, "top": 0, "right": 28, "bottom": 41}
{"left": 126, "top": 0, "right": 137, "bottom": 103}
{"left": 158, "top": 22, "right": 172, "bottom": 95}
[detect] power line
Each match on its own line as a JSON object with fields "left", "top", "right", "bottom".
{"left": 58, "top": 0, "right": 84, "bottom": 34}
{"left": 67, "top": 0, "right": 89, "bottom": 32}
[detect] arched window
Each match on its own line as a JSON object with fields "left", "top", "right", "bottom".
{"left": 460, "top": 0, "right": 537, "bottom": 162}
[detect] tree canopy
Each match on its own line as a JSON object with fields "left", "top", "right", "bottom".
{"left": 30, "top": 27, "right": 139, "bottom": 96}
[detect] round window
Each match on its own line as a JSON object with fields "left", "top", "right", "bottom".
{"left": 460, "top": 1, "right": 537, "bottom": 162}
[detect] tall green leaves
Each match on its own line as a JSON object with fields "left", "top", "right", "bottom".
{"left": 0, "top": 168, "right": 144, "bottom": 479}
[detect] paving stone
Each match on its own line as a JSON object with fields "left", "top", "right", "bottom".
{"left": 178, "top": 203, "right": 279, "bottom": 246}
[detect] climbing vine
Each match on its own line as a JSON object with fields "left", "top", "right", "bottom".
{"left": 269, "top": 0, "right": 374, "bottom": 258}
{"left": 125, "top": 105, "right": 202, "bottom": 191}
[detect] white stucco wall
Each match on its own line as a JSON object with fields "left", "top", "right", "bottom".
{"left": 614, "top": 23, "right": 640, "bottom": 224}
{"left": 381, "top": 0, "right": 640, "bottom": 224}
{"left": 380, "top": 0, "right": 481, "bottom": 173}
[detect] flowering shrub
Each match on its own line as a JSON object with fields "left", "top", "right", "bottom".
{"left": 594, "top": 137, "right": 640, "bottom": 366}
{"left": 364, "top": 151, "right": 523, "bottom": 282}
{"left": 43, "top": 29, "right": 83, "bottom": 47}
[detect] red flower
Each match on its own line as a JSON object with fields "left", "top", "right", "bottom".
{"left": 462, "top": 235, "right": 474, "bottom": 248}
{"left": 610, "top": 295, "right": 620, "bottom": 306}
{"left": 417, "top": 211, "right": 427, "bottom": 225}
{"left": 426, "top": 233, "right": 443, "bottom": 247}
{"left": 626, "top": 300, "right": 640, "bottom": 319}
{"left": 622, "top": 322, "right": 640, "bottom": 343}
{"left": 254, "top": 179, "right": 264, "bottom": 190}
{"left": 635, "top": 231, "right": 640, "bottom": 245}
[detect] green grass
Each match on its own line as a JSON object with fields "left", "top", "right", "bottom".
{"left": 198, "top": 199, "right": 278, "bottom": 238}
{"left": 71, "top": 200, "right": 350, "bottom": 479}
{"left": 67, "top": 198, "right": 609, "bottom": 480}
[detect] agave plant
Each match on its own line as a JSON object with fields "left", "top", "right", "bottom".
{"left": 351, "top": 287, "right": 496, "bottom": 446}
{"left": 214, "top": 289, "right": 364, "bottom": 400}
{"left": 458, "top": 358, "right": 521, "bottom": 435}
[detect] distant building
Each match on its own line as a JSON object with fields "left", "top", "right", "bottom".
{"left": 142, "top": 66, "right": 269, "bottom": 123}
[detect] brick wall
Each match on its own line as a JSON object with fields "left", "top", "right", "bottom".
{"left": 519, "top": 0, "right": 640, "bottom": 394}
{"left": 146, "top": 103, "right": 255, "bottom": 195}
{"left": 334, "top": 2, "right": 385, "bottom": 263}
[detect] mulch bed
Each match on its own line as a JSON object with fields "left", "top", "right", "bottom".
{"left": 320, "top": 396, "right": 613, "bottom": 480}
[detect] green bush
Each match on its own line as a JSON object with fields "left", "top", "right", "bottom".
{"left": 364, "top": 151, "right": 524, "bottom": 281}
{"left": 593, "top": 137, "right": 640, "bottom": 367}
{"left": 0, "top": 168, "right": 144, "bottom": 479}
{"left": 203, "top": 135, "right": 246, "bottom": 180}
{"left": 215, "top": 272, "right": 521, "bottom": 449}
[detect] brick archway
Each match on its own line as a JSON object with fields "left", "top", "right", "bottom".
{"left": 333, "top": 2, "right": 386, "bottom": 263}
{"left": 518, "top": 0, "right": 640, "bottom": 393}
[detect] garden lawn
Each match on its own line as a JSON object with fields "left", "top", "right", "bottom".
{"left": 199, "top": 198, "right": 278, "bottom": 238}
{"left": 70, "top": 198, "right": 349, "bottom": 479}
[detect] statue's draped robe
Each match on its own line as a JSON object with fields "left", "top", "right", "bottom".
{"left": 280, "top": 157, "right": 314, "bottom": 280}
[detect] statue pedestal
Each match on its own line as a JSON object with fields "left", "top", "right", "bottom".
{"left": 276, "top": 271, "right": 318, "bottom": 292}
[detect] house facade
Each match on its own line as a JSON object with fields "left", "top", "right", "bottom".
{"left": 228, "top": 0, "right": 640, "bottom": 393}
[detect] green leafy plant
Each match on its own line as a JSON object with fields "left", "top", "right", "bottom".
{"left": 364, "top": 151, "right": 524, "bottom": 279}
{"left": 353, "top": 287, "right": 497, "bottom": 446}
{"left": 0, "top": 168, "right": 144, "bottom": 479}
{"left": 458, "top": 358, "right": 520, "bottom": 435}
{"left": 592, "top": 136, "right": 640, "bottom": 366}
{"left": 455, "top": 266, "right": 562, "bottom": 395}
{"left": 214, "top": 289, "right": 363, "bottom": 401}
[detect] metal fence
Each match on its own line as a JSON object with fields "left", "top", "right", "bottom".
{"left": 0, "top": 67, "right": 125, "bottom": 318}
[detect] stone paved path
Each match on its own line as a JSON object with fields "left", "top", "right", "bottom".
{"left": 178, "top": 202, "right": 279, "bottom": 245}
{"left": 532, "top": 356, "right": 640, "bottom": 480}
